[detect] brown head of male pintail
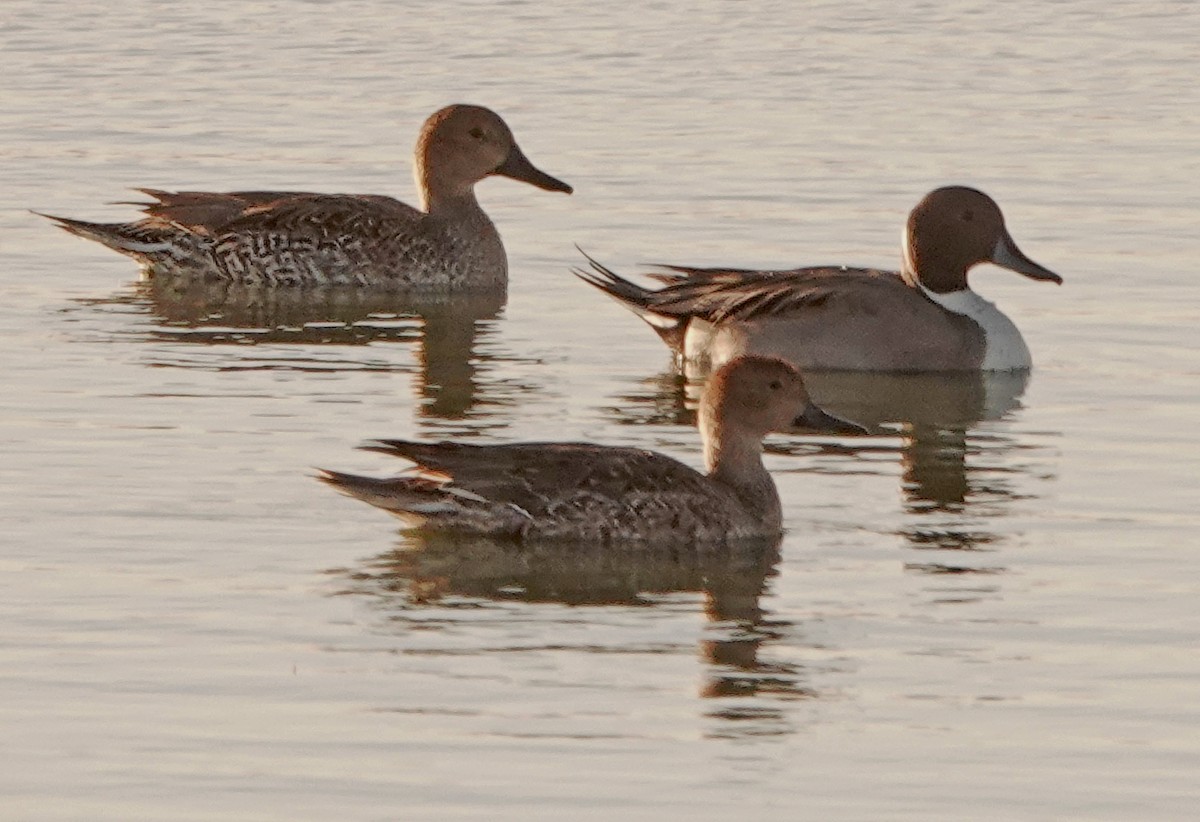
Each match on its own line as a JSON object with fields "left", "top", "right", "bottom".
{"left": 576, "top": 187, "right": 1062, "bottom": 372}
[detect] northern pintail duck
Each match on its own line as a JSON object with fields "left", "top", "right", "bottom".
{"left": 319, "top": 357, "right": 863, "bottom": 543}
{"left": 577, "top": 187, "right": 1063, "bottom": 372}
{"left": 41, "top": 104, "right": 572, "bottom": 289}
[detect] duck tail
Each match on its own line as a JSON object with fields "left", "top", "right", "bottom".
{"left": 39, "top": 212, "right": 166, "bottom": 252}
{"left": 571, "top": 249, "right": 689, "bottom": 353}
{"left": 36, "top": 211, "right": 205, "bottom": 264}
{"left": 316, "top": 469, "right": 450, "bottom": 528}
{"left": 316, "top": 468, "right": 530, "bottom": 537}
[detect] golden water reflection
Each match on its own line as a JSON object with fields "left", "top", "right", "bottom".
{"left": 335, "top": 533, "right": 818, "bottom": 733}
{"left": 75, "top": 280, "right": 509, "bottom": 421}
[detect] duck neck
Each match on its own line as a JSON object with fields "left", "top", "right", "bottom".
{"left": 420, "top": 182, "right": 489, "bottom": 223}
{"left": 414, "top": 156, "right": 490, "bottom": 221}
{"left": 901, "top": 226, "right": 967, "bottom": 294}
{"left": 702, "top": 417, "right": 782, "bottom": 528}
{"left": 900, "top": 225, "right": 922, "bottom": 289}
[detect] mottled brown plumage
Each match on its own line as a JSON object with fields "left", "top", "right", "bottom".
{"left": 319, "top": 357, "right": 864, "bottom": 544}
{"left": 41, "top": 104, "right": 571, "bottom": 289}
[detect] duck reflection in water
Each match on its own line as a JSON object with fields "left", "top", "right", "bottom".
{"left": 800, "top": 369, "right": 1031, "bottom": 511}
{"left": 86, "top": 278, "right": 507, "bottom": 421}
{"left": 333, "top": 532, "right": 816, "bottom": 731}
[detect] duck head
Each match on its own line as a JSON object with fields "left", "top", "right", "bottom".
{"left": 902, "top": 186, "right": 1063, "bottom": 294}
{"left": 415, "top": 104, "right": 572, "bottom": 210}
{"left": 701, "top": 357, "right": 865, "bottom": 473}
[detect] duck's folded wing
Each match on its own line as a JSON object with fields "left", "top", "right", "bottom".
{"left": 120, "top": 189, "right": 324, "bottom": 233}
{"left": 122, "top": 189, "right": 421, "bottom": 236}
{"left": 640, "top": 264, "right": 907, "bottom": 323}
{"left": 364, "top": 440, "right": 723, "bottom": 523}
{"left": 218, "top": 194, "right": 422, "bottom": 234}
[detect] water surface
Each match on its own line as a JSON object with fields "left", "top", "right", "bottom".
{"left": 2, "top": 1, "right": 1199, "bottom": 819}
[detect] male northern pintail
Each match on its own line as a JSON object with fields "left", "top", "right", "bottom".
{"left": 576, "top": 187, "right": 1063, "bottom": 372}
{"left": 319, "top": 357, "right": 864, "bottom": 543}
{"left": 41, "top": 104, "right": 571, "bottom": 289}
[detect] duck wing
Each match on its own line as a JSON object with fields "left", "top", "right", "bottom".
{"left": 326, "top": 440, "right": 744, "bottom": 542}
{"left": 125, "top": 188, "right": 420, "bottom": 235}
{"left": 635, "top": 264, "right": 909, "bottom": 323}
{"left": 576, "top": 255, "right": 912, "bottom": 352}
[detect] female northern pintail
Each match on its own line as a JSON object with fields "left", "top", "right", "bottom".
{"left": 41, "top": 104, "right": 572, "bottom": 290}
{"left": 319, "top": 357, "right": 863, "bottom": 544}
{"left": 576, "top": 187, "right": 1063, "bottom": 372}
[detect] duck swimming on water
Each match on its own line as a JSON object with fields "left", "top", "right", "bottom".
{"left": 41, "top": 104, "right": 572, "bottom": 290}
{"left": 319, "top": 356, "right": 864, "bottom": 544}
{"left": 577, "top": 187, "right": 1062, "bottom": 372}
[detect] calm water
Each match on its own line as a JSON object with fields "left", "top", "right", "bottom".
{"left": 3, "top": 1, "right": 1199, "bottom": 819}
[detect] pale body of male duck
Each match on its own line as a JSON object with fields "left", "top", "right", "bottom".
{"left": 41, "top": 104, "right": 572, "bottom": 290}
{"left": 319, "top": 357, "right": 863, "bottom": 544}
{"left": 577, "top": 187, "right": 1063, "bottom": 372}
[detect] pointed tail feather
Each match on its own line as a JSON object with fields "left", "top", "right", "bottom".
{"left": 317, "top": 467, "right": 531, "bottom": 538}
{"left": 572, "top": 250, "right": 688, "bottom": 353}
{"left": 316, "top": 469, "right": 449, "bottom": 527}
{"left": 37, "top": 211, "right": 183, "bottom": 254}
{"left": 36, "top": 210, "right": 213, "bottom": 277}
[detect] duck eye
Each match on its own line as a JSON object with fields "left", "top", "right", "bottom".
{"left": 469, "top": 127, "right": 485, "bottom": 140}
